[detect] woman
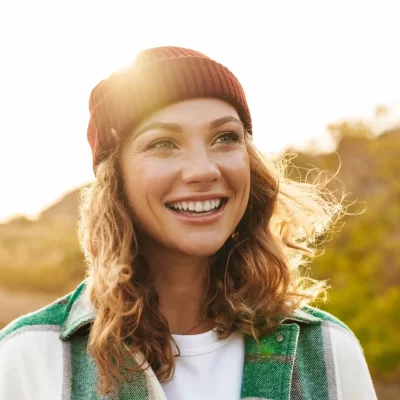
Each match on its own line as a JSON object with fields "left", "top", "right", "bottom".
{"left": 0, "top": 46, "right": 377, "bottom": 399}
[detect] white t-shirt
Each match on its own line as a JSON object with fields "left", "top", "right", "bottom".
{"left": 161, "top": 329, "right": 245, "bottom": 400}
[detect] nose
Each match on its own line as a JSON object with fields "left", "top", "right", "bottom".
{"left": 181, "top": 146, "right": 221, "bottom": 185}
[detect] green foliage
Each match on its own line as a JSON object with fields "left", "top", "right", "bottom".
{"left": 291, "top": 126, "right": 400, "bottom": 382}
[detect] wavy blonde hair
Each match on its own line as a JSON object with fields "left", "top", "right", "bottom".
{"left": 78, "top": 132, "right": 346, "bottom": 396}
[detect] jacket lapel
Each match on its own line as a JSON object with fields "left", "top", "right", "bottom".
{"left": 240, "top": 310, "right": 321, "bottom": 400}
{"left": 241, "top": 324, "right": 300, "bottom": 400}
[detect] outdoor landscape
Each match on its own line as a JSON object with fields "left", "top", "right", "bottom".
{"left": 0, "top": 117, "right": 399, "bottom": 399}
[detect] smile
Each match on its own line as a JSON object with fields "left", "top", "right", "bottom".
{"left": 165, "top": 198, "right": 228, "bottom": 222}
{"left": 165, "top": 198, "right": 225, "bottom": 213}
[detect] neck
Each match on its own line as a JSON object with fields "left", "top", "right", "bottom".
{"left": 142, "top": 242, "right": 214, "bottom": 334}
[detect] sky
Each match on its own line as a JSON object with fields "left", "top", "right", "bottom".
{"left": 1, "top": 0, "right": 400, "bottom": 222}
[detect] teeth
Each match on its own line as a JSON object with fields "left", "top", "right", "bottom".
{"left": 168, "top": 198, "right": 224, "bottom": 212}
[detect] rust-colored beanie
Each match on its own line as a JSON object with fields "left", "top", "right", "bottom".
{"left": 87, "top": 46, "right": 252, "bottom": 173}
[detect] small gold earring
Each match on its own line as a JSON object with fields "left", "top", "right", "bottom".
{"left": 231, "top": 231, "right": 239, "bottom": 240}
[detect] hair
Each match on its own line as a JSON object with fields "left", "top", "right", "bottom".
{"left": 78, "top": 131, "right": 348, "bottom": 396}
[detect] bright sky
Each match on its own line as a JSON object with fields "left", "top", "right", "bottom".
{"left": 1, "top": 0, "right": 400, "bottom": 222}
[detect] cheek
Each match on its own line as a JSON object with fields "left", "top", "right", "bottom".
{"left": 122, "top": 157, "right": 178, "bottom": 208}
{"left": 222, "top": 149, "right": 251, "bottom": 194}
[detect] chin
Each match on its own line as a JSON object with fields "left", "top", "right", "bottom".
{"left": 178, "top": 239, "right": 227, "bottom": 258}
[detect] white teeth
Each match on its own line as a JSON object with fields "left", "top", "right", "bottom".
{"left": 168, "top": 198, "right": 224, "bottom": 212}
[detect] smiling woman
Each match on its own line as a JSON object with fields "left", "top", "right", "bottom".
{"left": 0, "top": 46, "right": 377, "bottom": 399}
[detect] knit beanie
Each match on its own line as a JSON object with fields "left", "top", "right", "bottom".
{"left": 87, "top": 46, "right": 252, "bottom": 173}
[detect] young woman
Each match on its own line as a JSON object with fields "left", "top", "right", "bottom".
{"left": 0, "top": 46, "right": 377, "bottom": 399}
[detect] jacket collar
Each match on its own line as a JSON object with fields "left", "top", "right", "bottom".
{"left": 281, "top": 307, "right": 320, "bottom": 324}
{"left": 60, "top": 280, "right": 320, "bottom": 340}
{"left": 60, "top": 279, "right": 96, "bottom": 340}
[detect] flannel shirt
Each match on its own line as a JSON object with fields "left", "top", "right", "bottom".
{"left": 0, "top": 280, "right": 377, "bottom": 399}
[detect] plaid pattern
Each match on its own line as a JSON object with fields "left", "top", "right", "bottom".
{"left": 0, "top": 280, "right": 357, "bottom": 399}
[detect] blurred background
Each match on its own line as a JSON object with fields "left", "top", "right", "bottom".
{"left": 1, "top": 1, "right": 399, "bottom": 398}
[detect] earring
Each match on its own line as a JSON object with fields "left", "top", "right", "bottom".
{"left": 231, "top": 231, "right": 239, "bottom": 240}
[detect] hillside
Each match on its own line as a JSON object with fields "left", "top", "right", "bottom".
{"left": 0, "top": 187, "right": 85, "bottom": 294}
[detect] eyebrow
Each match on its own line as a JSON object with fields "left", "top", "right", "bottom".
{"left": 135, "top": 116, "right": 244, "bottom": 138}
{"left": 136, "top": 122, "right": 182, "bottom": 136}
{"left": 209, "top": 116, "right": 244, "bottom": 129}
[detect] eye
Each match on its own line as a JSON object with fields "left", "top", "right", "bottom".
{"left": 214, "top": 131, "right": 241, "bottom": 144}
{"left": 148, "top": 139, "right": 177, "bottom": 150}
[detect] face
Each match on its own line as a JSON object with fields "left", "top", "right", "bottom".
{"left": 120, "top": 98, "right": 250, "bottom": 258}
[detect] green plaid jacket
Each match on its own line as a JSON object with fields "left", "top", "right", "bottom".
{"left": 0, "top": 280, "right": 367, "bottom": 399}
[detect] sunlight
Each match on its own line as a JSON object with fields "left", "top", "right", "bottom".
{"left": 1, "top": 1, "right": 400, "bottom": 221}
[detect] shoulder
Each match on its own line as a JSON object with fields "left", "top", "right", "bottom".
{"left": 292, "top": 306, "right": 377, "bottom": 399}
{"left": 286, "top": 304, "right": 355, "bottom": 339}
{"left": 0, "top": 283, "right": 88, "bottom": 400}
{"left": 301, "top": 305, "right": 352, "bottom": 330}
{"left": 293, "top": 305, "right": 362, "bottom": 355}
{"left": 0, "top": 280, "right": 86, "bottom": 344}
{"left": 285, "top": 304, "right": 360, "bottom": 356}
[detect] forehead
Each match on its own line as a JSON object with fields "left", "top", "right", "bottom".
{"left": 135, "top": 98, "right": 240, "bottom": 130}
